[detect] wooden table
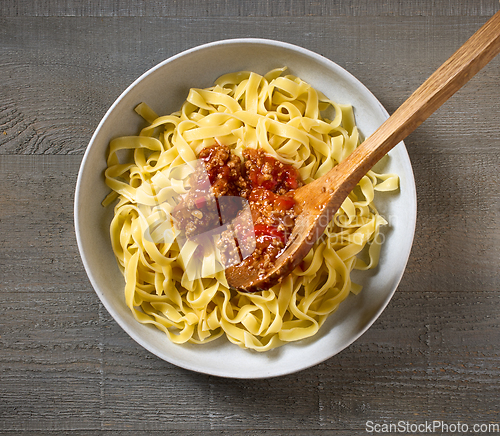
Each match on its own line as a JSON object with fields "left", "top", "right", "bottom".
{"left": 1, "top": 1, "right": 499, "bottom": 434}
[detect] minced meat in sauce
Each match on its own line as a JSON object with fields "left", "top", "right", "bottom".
{"left": 172, "top": 144, "right": 247, "bottom": 239}
{"left": 172, "top": 143, "right": 302, "bottom": 288}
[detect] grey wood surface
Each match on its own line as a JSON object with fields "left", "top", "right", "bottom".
{"left": 1, "top": 1, "right": 499, "bottom": 434}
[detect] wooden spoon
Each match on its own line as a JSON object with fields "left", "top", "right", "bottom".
{"left": 226, "top": 10, "right": 500, "bottom": 292}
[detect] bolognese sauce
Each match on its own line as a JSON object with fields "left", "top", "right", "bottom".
{"left": 172, "top": 143, "right": 302, "bottom": 284}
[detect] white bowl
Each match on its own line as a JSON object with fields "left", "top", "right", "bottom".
{"left": 75, "top": 38, "right": 416, "bottom": 379}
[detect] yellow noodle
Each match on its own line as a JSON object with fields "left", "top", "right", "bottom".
{"left": 103, "top": 68, "right": 399, "bottom": 351}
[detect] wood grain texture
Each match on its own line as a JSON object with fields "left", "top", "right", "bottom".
{"left": 1, "top": 15, "right": 499, "bottom": 156}
{"left": 0, "top": 0, "right": 498, "bottom": 17}
{"left": 1, "top": 2, "right": 499, "bottom": 434}
{"left": 0, "top": 143, "right": 498, "bottom": 432}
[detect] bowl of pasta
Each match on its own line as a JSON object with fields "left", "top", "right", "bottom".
{"left": 75, "top": 38, "right": 416, "bottom": 378}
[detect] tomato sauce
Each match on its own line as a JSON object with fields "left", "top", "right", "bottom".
{"left": 172, "top": 143, "right": 302, "bottom": 284}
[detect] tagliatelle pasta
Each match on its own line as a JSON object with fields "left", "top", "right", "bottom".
{"left": 102, "top": 67, "right": 399, "bottom": 351}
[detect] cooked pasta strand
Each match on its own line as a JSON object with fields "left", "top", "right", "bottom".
{"left": 103, "top": 68, "right": 399, "bottom": 351}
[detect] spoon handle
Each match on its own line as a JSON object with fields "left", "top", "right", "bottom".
{"left": 327, "top": 10, "right": 500, "bottom": 195}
